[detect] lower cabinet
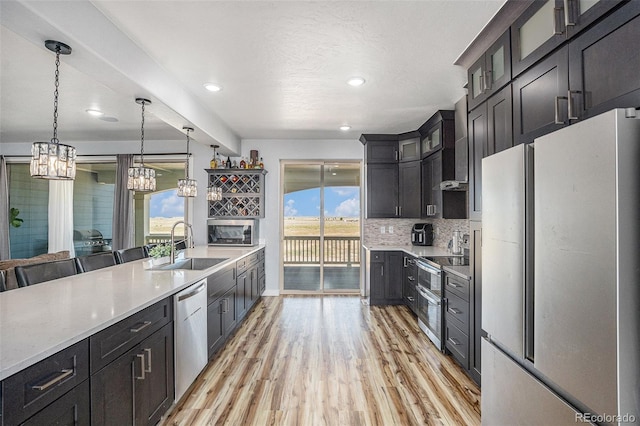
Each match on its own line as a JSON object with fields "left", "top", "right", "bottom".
{"left": 236, "top": 249, "right": 265, "bottom": 320}
{"left": 370, "top": 251, "right": 403, "bottom": 305}
{"left": 402, "top": 255, "right": 417, "bottom": 314}
{"left": 443, "top": 271, "right": 473, "bottom": 378}
{"left": 1, "top": 340, "right": 90, "bottom": 426}
{"left": 90, "top": 322, "right": 174, "bottom": 426}
{"left": 207, "top": 286, "right": 238, "bottom": 358}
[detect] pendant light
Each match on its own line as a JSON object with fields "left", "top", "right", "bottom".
{"left": 127, "top": 98, "right": 156, "bottom": 192}
{"left": 207, "top": 144, "right": 223, "bottom": 201}
{"left": 30, "top": 40, "right": 76, "bottom": 180}
{"left": 177, "top": 126, "right": 197, "bottom": 197}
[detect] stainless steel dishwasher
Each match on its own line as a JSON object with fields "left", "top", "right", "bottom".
{"left": 174, "top": 278, "right": 208, "bottom": 401}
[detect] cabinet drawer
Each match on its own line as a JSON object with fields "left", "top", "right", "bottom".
{"left": 21, "top": 379, "right": 90, "bottom": 426}
{"left": 446, "top": 293, "right": 470, "bottom": 333}
{"left": 1, "top": 339, "right": 89, "bottom": 426}
{"left": 207, "top": 263, "right": 236, "bottom": 302}
{"left": 90, "top": 297, "right": 172, "bottom": 373}
{"left": 258, "top": 261, "right": 265, "bottom": 278}
{"left": 237, "top": 252, "right": 259, "bottom": 275}
{"left": 258, "top": 248, "right": 265, "bottom": 262}
{"left": 444, "top": 274, "right": 470, "bottom": 301}
{"left": 445, "top": 322, "right": 470, "bottom": 370}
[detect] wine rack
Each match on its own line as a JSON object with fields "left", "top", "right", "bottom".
{"left": 206, "top": 169, "right": 267, "bottom": 218}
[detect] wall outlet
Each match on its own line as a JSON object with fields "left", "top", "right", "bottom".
{"left": 388, "top": 226, "right": 394, "bottom": 234}
{"left": 380, "top": 226, "right": 385, "bottom": 234}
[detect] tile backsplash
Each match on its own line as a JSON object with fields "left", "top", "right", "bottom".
{"left": 363, "top": 218, "right": 469, "bottom": 249}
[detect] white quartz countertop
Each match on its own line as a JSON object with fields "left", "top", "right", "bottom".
{"left": 0, "top": 245, "right": 264, "bottom": 381}
{"left": 362, "top": 244, "right": 451, "bottom": 257}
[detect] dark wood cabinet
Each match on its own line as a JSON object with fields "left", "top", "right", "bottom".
{"left": 236, "top": 249, "right": 264, "bottom": 320}
{"left": 369, "top": 251, "right": 403, "bottom": 305}
{"left": 511, "top": 0, "right": 568, "bottom": 78}
{"left": 486, "top": 84, "right": 514, "bottom": 156}
{"left": 565, "top": 0, "right": 626, "bottom": 39}
{"left": 513, "top": 46, "right": 569, "bottom": 145}
{"left": 568, "top": 1, "right": 640, "bottom": 121}
{"left": 366, "top": 163, "right": 399, "bottom": 218}
{"left": 236, "top": 271, "right": 248, "bottom": 320}
{"left": 469, "top": 221, "right": 482, "bottom": 385}
{"left": 1, "top": 340, "right": 89, "bottom": 426}
{"left": 21, "top": 380, "right": 90, "bottom": 426}
{"left": 468, "top": 29, "right": 512, "bottom": 111}
{"left": 419, "top": 111, "right": 454, "bottom": 159}
{"left": 398, "top": 161, "right": 421, "bottom": 218}
{"left": 362, "top": 137, "right": 398, "bottom": 163}
{"left": 91, "top": 322, "right": 174, "bottom": 426}
{"left": 402, "top": 255, "right": 417, "bottom": 314}
{"left": 207, "top": 299, "right": 224, "bottom": 357}
{"left": 421, "top": 152, "right": 442, "bottom": 219}
{"left": 467, "top": 104, "right": 486, "bottom": 220}
{"left": 444, "top": 271, "right": 473, "bottom": 376}
{"left": 398, "top": 133, "right": 421, "bottom": 162}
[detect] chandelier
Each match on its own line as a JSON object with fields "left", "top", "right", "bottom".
{"left": 127, "top": 98, "right": 156, "bottom": 192}
{"left": 177, "top": 126, "right": 197, "bottom": 197}
{"left": 30, "top": 40, "right": 76, "bottom": 180}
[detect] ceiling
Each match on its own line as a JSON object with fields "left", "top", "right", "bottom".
{"left": 0, "top": 0, "right": 505, "bottom": 154}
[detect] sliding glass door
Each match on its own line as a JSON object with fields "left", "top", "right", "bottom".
{"left": 281, "top": 161, "right": 361, "bottom": 293}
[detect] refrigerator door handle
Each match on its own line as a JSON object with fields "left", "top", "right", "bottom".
{"left": 524, "top": 143, "right": 535, "bottom": 362}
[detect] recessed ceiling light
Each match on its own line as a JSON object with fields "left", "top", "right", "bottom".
{"left": 86, "top": 109, "right": 104, "bottom": 116}
{"left": 340, "top": 125, "right": 351, "bottom": 131}
{"left": 204, "top": 83, "right": 222, "bottom": 92}
{"left": 347, "top": 77, "right": 365, "bottom": 87}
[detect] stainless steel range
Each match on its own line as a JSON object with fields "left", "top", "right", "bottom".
{"left": 415, "top": 255, "right": 469, "bottom": 350}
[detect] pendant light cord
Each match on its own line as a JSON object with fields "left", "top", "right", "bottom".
{"left": 140, "top": 100, "right": 146, "bottom": 167}
{"left": 51, "top": 47, "right": 61, "bottom": 144}
{"left": 185, "top": 128, "right": 191, "bottom": 179}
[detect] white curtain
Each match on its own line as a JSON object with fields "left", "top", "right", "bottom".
{"left": 0, "top": 156, "right": 10, "bottom": 260}
{"left": 48, "top": 180, "right": 75, "bottom": 256}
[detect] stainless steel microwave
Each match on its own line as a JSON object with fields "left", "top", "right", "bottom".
{"left": 207, "top": 219, "right": 259, "bottom": 246}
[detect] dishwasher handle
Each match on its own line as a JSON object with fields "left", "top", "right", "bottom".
{"left": 178, "top": 281, "right": 206, "bottom": 302}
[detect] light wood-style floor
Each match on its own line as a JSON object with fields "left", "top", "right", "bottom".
{"left": 162, "top": 296, "right": 480, "bottom": 426}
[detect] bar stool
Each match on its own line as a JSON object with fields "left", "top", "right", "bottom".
{"left": 75, "top": 252, "right": 116, "bottom": 273}
{"left": 0, "top": 270, "right": 6, "bottom": 292}
{"left": 114, "top": 247, "right": 148, "bottom": 264}
{"left": 14, "top": 259, "right": 79, "bottom": 287}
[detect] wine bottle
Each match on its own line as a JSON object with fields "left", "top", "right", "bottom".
{"left": 226, "top": 156, "right": 232, "bottom": 168}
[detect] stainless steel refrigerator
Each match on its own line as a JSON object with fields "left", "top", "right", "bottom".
{"left": 481, "top": 109, "right": 640, "bottom": 425}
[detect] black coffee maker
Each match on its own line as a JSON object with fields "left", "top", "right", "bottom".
{"left": 411, "top": 223, "right": 433, "bottom": 246}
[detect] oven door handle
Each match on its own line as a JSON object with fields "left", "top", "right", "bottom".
{"left": 416, "top": 286, "right": 441, "bottom": 306}
{"left": 416, "top": 261, "right": 441, "bottom": 277}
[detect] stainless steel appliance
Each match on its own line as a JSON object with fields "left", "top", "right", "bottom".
{"left": 415, "top": 259, "right": 442, "bottom": 349}
{"left": 73, "top": 229, "right": 111, "bottom": 256}
{"left": 411, "top": 223, "right": 433, "bottom": 246}
{"left": 482, "top": 109, "right": 640, "bottom": 424}
{"left": 174, "top": 279, "right": 208, "bottom": 401}
{"left": 207, "top": 219, "right": 258, "bottom": 246}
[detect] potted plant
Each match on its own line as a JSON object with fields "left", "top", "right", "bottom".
{"left": 10, "top": 207, "right": 23, "bottom": 228}
{"left": 148, "top": 244, "right": 172, "bottom": 265}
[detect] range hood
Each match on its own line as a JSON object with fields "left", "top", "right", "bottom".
{"left": 440, "top": 180, "right": 468, "bottom": 191}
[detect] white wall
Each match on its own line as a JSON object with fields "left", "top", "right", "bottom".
{"left": 240, "top": 139, "right": 363, "bottom": 296}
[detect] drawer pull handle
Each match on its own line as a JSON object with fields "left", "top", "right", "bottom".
{"left": 32, "top": 368, "right": 73, "bottom": 391}
{"left": 447, "top": 282, "right": 461, "bottom": 288}
{"left": 135, "top": 354, "right": 146, "bottom": 380}
{"left": 449, "top": 307, "right": 462, "bottom": 314}
{"left": 408, "top": 276, "right": 415, "bottom": 282}
{"left": 144, "top": 348, "right": 152, "bottom": 373}
{"left": 130, "top": 321, "right": 152, "bottom": 333}
{"left": 448, "top": 337, "right": 461, "bottom": 346}
{"left": 407, "top": 297, "right": 415, "bottom": 302}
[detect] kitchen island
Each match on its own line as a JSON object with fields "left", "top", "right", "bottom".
{"left": 0, "top": 245, "right": 264, "bottom": 381}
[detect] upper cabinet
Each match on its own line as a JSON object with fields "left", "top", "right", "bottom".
{"left": 468, "top": 30, "right": 512, "bottom": 111}
{"left": 362, "top": 136, "right": 399, "bottom": 163}
{"left": 568, "top": 1, "right": 640, "bottom": 120}
{"left": 511, "top": 0, "right": 568, "bottom": 77}
{"left": 420, "top": 110, "right": 455, "bottom": 158}
{"left": 512, "top": 0, "right": 626, "bottom": 78}
{"left": 398, "top": 132, "right": 421, "bottom": 163}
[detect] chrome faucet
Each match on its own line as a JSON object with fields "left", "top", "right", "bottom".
{"left": 170, "top": 221, "right": 194, "bottom": 264}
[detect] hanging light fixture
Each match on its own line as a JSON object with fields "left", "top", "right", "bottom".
{"left": 30, "top": 40, "right": 76, "bottom": 180}
{"left": 177, "top": 126, "right": 197, "bottom": 197}
{"left": 127, "top": 98, "right": 156, "bottom": 192}
{"left": 207, "top": 144, "right": 223, "bottom": 201}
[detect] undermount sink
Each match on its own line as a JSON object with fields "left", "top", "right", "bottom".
{"left": 153, "top": 257, "right": 228, "bottom": 271}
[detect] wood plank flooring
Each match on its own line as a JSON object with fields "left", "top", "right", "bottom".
{"left": 161, "top": 296, "right": 480, "bottom": 426}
